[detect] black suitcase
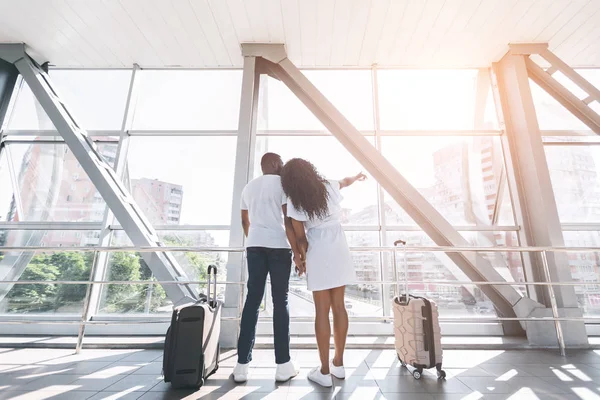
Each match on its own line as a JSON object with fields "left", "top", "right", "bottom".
{"left": 163, "top": 265, "right": 222, "bottom": 389}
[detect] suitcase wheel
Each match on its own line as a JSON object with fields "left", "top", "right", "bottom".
{"left": 437, "top": 369, "right": 446, "bottom": 380}
{"left": 397, "top": 354, "right": 406, "bottom": 367}
{"left": 412, "top": 369, "right": 422, "bottom": 380}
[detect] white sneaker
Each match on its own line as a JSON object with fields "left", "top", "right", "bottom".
{"left": 330, "top": 361, "right": 345, "bottom": 379}
{"left": 233, "top": 362, "right": 249, "bottom": 383}
{"left": 275, "top": 360, "right": 299, "bottom": 382}
{"left": 307, "top": 366, "right": 333, "bottom": 387}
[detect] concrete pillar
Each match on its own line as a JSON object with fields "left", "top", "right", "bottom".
{"left": 492, "top": 54, "right": 588, "bottom": 347}
{"left": 221, "top": 56, "right": 260, "bottom": 348}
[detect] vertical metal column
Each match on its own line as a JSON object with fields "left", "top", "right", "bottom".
{"left": 371, "top": 64, "right": 390, "bottom": 320}
{"left": 492, "top": 53, "right": 588, "bottom": 346}
{"left": 221, "top": 56, "right": 260, "bottom": 347}
{"left": 0, "top": 58, "right": 18, "bottom": 132}
{"left": 86, "top": 66, "right": 139, "bottom": 317}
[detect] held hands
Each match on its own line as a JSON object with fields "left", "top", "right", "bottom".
{"left": 293, "top": 252, "right": 306, "bottom": 276}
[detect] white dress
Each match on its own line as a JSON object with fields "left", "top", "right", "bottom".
{"left": 287, "top": 180, "right": 356, "bottom": 291}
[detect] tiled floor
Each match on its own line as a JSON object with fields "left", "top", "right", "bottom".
{"left": 0, "top": 347, "right": 599, "bottom": 399}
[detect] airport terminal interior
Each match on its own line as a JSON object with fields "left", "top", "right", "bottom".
{"left": 1, "top": 0, "right": 600, "bottom": 398}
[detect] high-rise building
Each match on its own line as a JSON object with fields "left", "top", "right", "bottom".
{"left": 3, "top": 142, "right": 184, "bottom": 248}
{"left": 130, "top": 178, "right": 183, "bottom": 226}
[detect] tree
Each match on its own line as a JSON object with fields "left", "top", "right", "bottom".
{"left": 54, "top": 252, "right": 91, "bottom": 309}
{"left": 103, "top": 252, "right": 142, "bottom": 313}
{"left": 7, "top": 259, "right": 59, "bottom": 312}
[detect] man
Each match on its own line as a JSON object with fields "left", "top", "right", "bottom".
{"left": 233, "top": 153, "right": 300, "bottom": 383}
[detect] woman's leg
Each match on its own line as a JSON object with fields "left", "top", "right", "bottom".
{"left": 312, "top": 289, "right": 332, "bottom": 374}
{"left": 330, "top": 286, "right": 348, "bottom": 367}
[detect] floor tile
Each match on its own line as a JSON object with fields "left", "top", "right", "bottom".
{"left": 69, "top": 375, "right": 129, "bottom": 392}
{"left": 129, "top": 363, "right": 163, "bottom": 375}
{"left": 103, "top": 375, "right": 163, "bottom": 392}
{"left": 374, "top": 376, "right": 428, "bottom": 393}
{"left": 0, "top": 388, "right": 98, "bottom": 400}
{"left": 333, "top": 376, "right": 379, "bottom": 393}
{"left": 118, "top": 351, "right": 163, "bottom": 363}
{"left": 458, "top": 376, "right": 572, "bottom": 395}
{"left": 87, "top": 392, "right": 144, "bottom": 400}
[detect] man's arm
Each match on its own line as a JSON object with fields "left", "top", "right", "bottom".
{"left": 339, "top": 172, "right": 367, "bottom": 189}
{"left": 241, "top": 210, "right": 250, "bottom": 237}
{"left": 282, "top": 205, "right": 300, "bottom": 258}
{"left": 291, "top": 218, "right": 308, "bottom": 276}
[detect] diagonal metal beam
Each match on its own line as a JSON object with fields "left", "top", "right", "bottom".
{"left": 249, "top": 44, "right": 538, "bottom": 326}
{"left": 525, "top": 58, "right": 600, "bottom": 134}
{"left": 510, "top": 43, "right": 600, "bottom": 135}
{"left": 0, "top": 44, "right": 197, "bottom": 306}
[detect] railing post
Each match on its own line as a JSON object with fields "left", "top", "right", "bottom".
{"left": 540, "top": 250, "right": 566, "bottom": 356}
{"left": 75, "top": 251, "right": 100, "bottom": 354}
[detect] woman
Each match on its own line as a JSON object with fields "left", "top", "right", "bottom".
{"left": 281, "top": 158, "right": 366, "bottom": 387}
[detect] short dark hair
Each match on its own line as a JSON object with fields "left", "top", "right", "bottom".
{"left": 261, "top": 153, "right": 282, "bottom": 173}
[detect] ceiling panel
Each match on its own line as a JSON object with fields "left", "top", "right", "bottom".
{"left": 0, "top": 0, "right": 599, "bottom": 68}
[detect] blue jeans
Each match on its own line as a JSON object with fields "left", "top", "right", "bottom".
{"left": 237, "top": 247, "right": 292, "bottom": 365}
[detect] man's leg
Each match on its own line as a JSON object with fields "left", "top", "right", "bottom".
{"left": 268, "top": 248, "right": 292, "bottom": 364}
{"left": 237, "top": 247, "right": 268, "bottom": 364}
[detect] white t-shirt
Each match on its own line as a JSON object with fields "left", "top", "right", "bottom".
{"left": 240, "top": 175, "right": 290, "bottom": 249}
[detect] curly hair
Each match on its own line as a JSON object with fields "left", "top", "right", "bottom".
{"left": 281, "top": 158, "right": 330, "bottom": 221}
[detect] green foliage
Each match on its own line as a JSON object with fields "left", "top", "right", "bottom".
{"left": 5, "top": 233, "right": 218, "bottom": 314}
{"left": 102, "top": 252, "right": 143, "bottom": 313}
{"left": 54, "top": 252, "right": 91, "bottom": 308}
{"left": 7, "top": 260, "right": 59, "bottom": 312}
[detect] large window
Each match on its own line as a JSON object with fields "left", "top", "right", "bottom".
{"left": 0, "top": 67, "right": 527, "bottom": 336}
{"left": 127, "top": 137, "right": 237, "bottom": 225}
{"left": 534, "top": 69, "right": 600, "bottom": 319}
{"left": 132, "top": 70, "right": 242, "bottom": 130}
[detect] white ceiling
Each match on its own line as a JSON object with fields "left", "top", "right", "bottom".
{"left": 0, "top": 0, "right": 599, "bottom": 68}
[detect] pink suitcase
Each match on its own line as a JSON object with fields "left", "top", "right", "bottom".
{"left": 392, "top": 240, "right": 445, "bottom": 380}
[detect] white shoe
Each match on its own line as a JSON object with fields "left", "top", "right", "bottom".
{"left": 330, "top": 361, "right": 345, "bottom": 379}
{"left": 307, "top": 366, "right": 333, "bottom": 387}
{"left": 275, "top": 360, "right": 299, "bottom": 382}
{"left": 233, "top": 362, "right": 249, "bottom": 383}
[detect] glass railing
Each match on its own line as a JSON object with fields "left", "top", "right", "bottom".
{"left": 0, "top": 244, "right": 599, "bottom": 356}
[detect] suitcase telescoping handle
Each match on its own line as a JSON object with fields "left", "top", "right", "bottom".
{"left": 393, "top": 239, "right": 409, "bottom": 302}
{"left": 207, "top": 265, "right": 217, "bottom": 306}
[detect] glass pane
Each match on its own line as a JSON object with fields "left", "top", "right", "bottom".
{"left": 258, "top": 71, "right": 374, "bottom": 131}
{"left": 530, "top": 80, "right": 588, "bottom": 131}
{"left": 132, "top": 70, "right": 242, "bottom": 130}
{"left": 459, "top": 231, "right": 525, "bottom": 286}
{"left": 8, "top": 82, "right": 55, "bottom": 130}
{"left": 381, "top": 136, "right": 507, "bottom": 225}
{"left": 254, "top": 136, "right": 379, "bottom": 225}
{"left": 544, "top": 145, "right": 600, "bottom": 222}
{"left": 99, "top": 231, "right": 230, "bottom": 314}
{"left": 0, "top": 251, "right": 91, "bottom": 314}
{"left": 8, "top": 70, "right": 132, "bottom": 131}
{"left": 378, "top": 70, "right": 493, "bottom": 130}
{"left": 127, "top": 137, "right": 236, "bottom": 225}
{"left": 0, "top": 230, "right": 101, "bottom": 248}
{"left": 562, "top": 231, "right": 600, "bottom": 318}
{"left": 0, "top": 153, "right": 15, "bottom": 225}
{"left": 5, "top": 142, "right": 116, "bottom": 222}
{"left": 385, "top": 231, "right": 500, "bottom": 319}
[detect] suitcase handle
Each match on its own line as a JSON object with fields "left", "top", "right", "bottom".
{"left": 207, "top": 265, "right": 218, "bottom": 306}
{"left": 392, "top": 239, "right": 408, "bottom": 299}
